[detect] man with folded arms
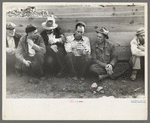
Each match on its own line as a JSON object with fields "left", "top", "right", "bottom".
{"left": 129, "top": 27, "right": 145, "bottom": 81}
{"left": 65, "top": 22, "right": 92, "bottom": 81}
{"left": 15, "top": 24, "right": 46, "bottom": 82}
{"left": 90, "top": 27, "right": 129, "bottom": 81}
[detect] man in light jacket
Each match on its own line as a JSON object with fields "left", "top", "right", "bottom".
{"left": 129, "top": 27, "right": 145, "bottom": 81}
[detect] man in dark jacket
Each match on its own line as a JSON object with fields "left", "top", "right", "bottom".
{"left": 90, "top": 27, "right": 129, "bottom": 81}
{"left": 6, "top": 22, "right": 22, "bottom": 74}
{"left": 15, "top": 24, "right": 46, "bottom": 82}
{"left": 40, "top": 16, "right": 66, "bottom": 77}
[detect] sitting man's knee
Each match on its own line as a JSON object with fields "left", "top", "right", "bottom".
{"left": 90, "top": 64, "right": 97, "bottom": 72}
{"left": 46, "top": 56, "right": 54, "bottom": 66}
{"left": 65, "top": 52, "right": 74, "bottom": 59}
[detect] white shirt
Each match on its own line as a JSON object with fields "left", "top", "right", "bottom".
{"left": 47, "top": 33, "right": 56, "bottom": 44}
{"left": 65, "top": 35, "right": 91, "bottom": 56}
{"left": 7, "top": 36, "right": 15, "bottom": 48}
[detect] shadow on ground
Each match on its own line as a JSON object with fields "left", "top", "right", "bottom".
{"left": 6, "top": 67, "right": 145, "bottom": 98}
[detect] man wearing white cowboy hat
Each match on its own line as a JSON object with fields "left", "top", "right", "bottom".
{"left": 129, "top": 27, "right": 145, "bottom": 81}
{"left": 40, "top": 15, "right": 66, "bottom": 77}
{"left": 90, "top": 27, "right": 129, "bottom": 81}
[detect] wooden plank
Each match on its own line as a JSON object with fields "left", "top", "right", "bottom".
{"left": 36, "top": 5, "right": 144, "bottom": 13}
{"left": 65, "top": 32, "right": 135, "bottom": 47}
{"left": 64, "top": 33, "right": 132, "bottom": 60}
{"left": 7, "top": 16, "right": 144, "bottom": 33}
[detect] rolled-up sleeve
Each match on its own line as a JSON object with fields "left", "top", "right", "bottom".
{"left": 83, "top": 38, "right": 91, "bottom": 55}
{"left": 64, "top": 36, "right": 72, "bottom": 53}
{"left": 130, "top": 39, "right": 145, "bottom": 57}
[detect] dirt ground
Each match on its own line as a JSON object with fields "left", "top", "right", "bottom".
{"left": 6, "top": 65, "right": 145, "bottom": 99}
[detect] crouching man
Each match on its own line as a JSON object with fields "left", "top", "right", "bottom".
{"left": 65, "top": 22, "right": 92, "bottom": 81}
{"left": 15, "top": 24, "right": 46, "bottom": 82}
{"left": 90, "top": 27, "right": 129, "bottom": 81}
{"left": 129, "top": 27, "right": 145, "bottom": 81}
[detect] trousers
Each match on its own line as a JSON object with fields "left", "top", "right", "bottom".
{"left": 90, "top": 62, "right": 129, "bottom": 78}
{"left": 15, "top": 53, "right": 44, "bottom": 77}
{"left": 65, "top": 52, "right": 92, "bottom": 77}
{"left": 44, "top": 46, "right": 66, "bottom": 73}
{"left": 129, "top": 55, "right": 144, "bottom": 70}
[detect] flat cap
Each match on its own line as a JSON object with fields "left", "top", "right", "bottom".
{"left": 6, "top": 22, "right": 16, "bottom": 30}
{"left": 136, "top": 27, "right": 145, "bottom": 36}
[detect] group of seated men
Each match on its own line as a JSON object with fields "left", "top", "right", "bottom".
{"left": 6, "top": 16, "right": 145, "bottom": 82}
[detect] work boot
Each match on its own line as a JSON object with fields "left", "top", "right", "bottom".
{"left": 56, "top": 69, "right": 66, "bottom": 78}
{"left": 98, "top": 74, "right": 109, "bottom": 81}
{"left": 15, "top": 68, "right": 22, "bottom": 77}
{"left": 130, "top": 70, "right": 137, "bottom": 81}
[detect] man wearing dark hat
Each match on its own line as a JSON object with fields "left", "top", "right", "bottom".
{"left": 129, "top": 27, "right": 145, "bottom": 81}
{"left": 15, "top": 24, "right": 46, "bottom": 82}
{"left": 6, "top": 22, "right": 22, "bottom": 74}
{"left": 65, "top": 21, "right": 92, "bottom": 81}
{"left": 40, "top": 16, "right": 66, "bottom": 77}
{"left": 90, "top": 27, "right": 129, "bottom": 81}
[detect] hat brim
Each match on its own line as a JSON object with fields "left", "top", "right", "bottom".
{"left": 136, "top": 32, "right": 145, "bottom": 36}
{"left": 96, "top": 31, "right": 109, "bottom": 39}
{"left": 42, "top": 22, "right": 58, "bottom": 30}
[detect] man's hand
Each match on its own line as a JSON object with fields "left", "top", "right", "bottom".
{"left": 51, "top": 45, "right": 58, "bottom": 52}
{"left": 105, "top": 64, "right": 114, "bottom": 75}
{"left": 23, "top": 59, "right": 31, "bottom": 67}
{"left": 27, "top": 39, "right": 34, "bottom": 47}
{"left": 76, "top": 43, "right": 84, "bottom": 50}
{"left": 137, "top": 45, "right": 145, "bottom": 51}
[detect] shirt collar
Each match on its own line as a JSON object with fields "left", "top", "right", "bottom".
{"left": 72, "top": 34, "right": 84, "bottom": 41}
{"left": 95, "top": 40, "right": 108, "bottom": 50}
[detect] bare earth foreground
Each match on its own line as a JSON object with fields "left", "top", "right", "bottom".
{"left": 6, "top": 66, "right": 145, "bottom": 99}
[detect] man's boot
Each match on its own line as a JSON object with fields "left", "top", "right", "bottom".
{"left": 15, "top": 68, "right": 22, "bottom": 77}
{"left": 130, "top": 70, "right": 138, "bottom": 81}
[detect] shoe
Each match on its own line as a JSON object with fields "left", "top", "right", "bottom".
{"left": 71, "top": 76, "right": 78, "bottom": 81}
{"left": 130, "top": 70, "right": 137, "bottom": 81}
{"left": 98, "top": 74, "right": 108, "bottom": 81}
{"left": 56, "top": 69, "right": 65, "bottom": 78}
{"left": 15, "top": 69, "right": 22, "bottom": 77}
{"left": 80, "top": 77, "right": 85, "bottom": 81}
{"left": 28, "top": 78, "right": 40, "bottom": 84}
{"left": 130, "top": 73, "right": 137, "bottom": 81}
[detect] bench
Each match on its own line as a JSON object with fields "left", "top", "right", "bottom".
{"left": 6, "top": 5, "right": 144, "bottom": 61}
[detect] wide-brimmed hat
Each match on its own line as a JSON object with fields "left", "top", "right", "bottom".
{"left": 6, "top": 22, "right": 16, "bottom": 30}
{"left": 25, "top": 24, "right": 37, "bottom": 33}
{"left": 42, "top": 17, "right": 58, "bottom": 30}
{"left": 96, "top": 27, "right": 109, "bottom": 39}
{"left": 135, "top": 27, "right": 145, "bottom": 36}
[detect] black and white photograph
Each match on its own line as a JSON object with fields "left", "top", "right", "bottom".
{"left": 3, "top": 2, "right": 148, "bottom": 120}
